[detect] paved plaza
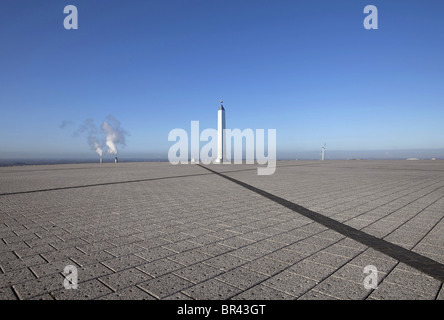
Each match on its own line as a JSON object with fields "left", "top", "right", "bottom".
{"left": 0, "top": 160, "right": 444, "bottom": 300}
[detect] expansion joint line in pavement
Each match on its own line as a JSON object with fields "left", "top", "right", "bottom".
{"left": 197, "top": 164, "right": 444, "bottom": 283}
{"left": 0, "top": 172, "right": 216, "bottom": 196}
{"left": 0, "top": 167, "right": 261, "bottom": 197}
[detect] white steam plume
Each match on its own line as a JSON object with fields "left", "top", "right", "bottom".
{"left": 69, "top": 115, "right": 128, "bottom": 157}
{"left": 74, "top": 119, "right": 103, "bottom": 157}
{"left": 93, "top": 140, "right": 103, "bottom": 157}
{"left": 101, "top": 115, "right": 127, "bottom": 155}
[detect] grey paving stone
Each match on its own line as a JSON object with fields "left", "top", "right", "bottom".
{"left": 209, "top": 229, "right": 242, "bottom": 240}
{"left": 173, "top": 263, "right": 223, "bottom": 284}
{"left": 79, "top": 232, "right": 117, "bottom": 244}
{"left": 310, "top": 275, "right": 371, "bottom": 300}
{"left": 286, "top": 241, "right": 325, "bottom": 256}
{"left": 322, "top": 243, "right": 365, "bottom": 258}
{"left": 298, "top": 289, "right": 339, "bottom": 300}
{"left": 348, "top": 251, "right": 398, "bottom": 275}
{"left": 312, "top": 230, "right": 346, "bottom": 242}
{"left": 261, "top": 270, "right": 317, "bottom": 298}
{"left": 49, "top": 238, "right": 89, "bottom": 250}
{"left": 134, "top": 246, "right": 176, "bottom": 262}
{"left": 167, "top": 250, "right": 212, "bottom": 266}
{"left": 162, "top": 291, "right": 193, "bottom": 300}
{"left": 40, "top": 247, "right": 83, "bottom": 263}
{"left": 181, "top": 227, "right": 214, "bottom": 238}
{"left": 266, "top": 231, "right": 310, "bottom": 245}
{"left": 1, "top": 254, "right": 48, "bottom": 273}
{"left": 195, "top": 243, "right": 232, "bottom": 257}
{"left": 3, "top": 233, "right": 40, "bottom": 245}
{"left": 98, "top": 286, "right": 157, "bottom": 300}
{"left": 232, "top": 284, "right": 295, "bottom": 300}
{"left": 288, "top": 259, "right": 337, "bottom": 282}
{"left": 137, "top": 258, "right": 185, "bottom": 278}
{"left": 70, "top": 250, "right": 115, "bottom": 267}
{"left": 242, "top": 257, "right": 291, "bottom": 276}
{"left": 368, "top": 280, "right": 432, "bottom": 300}
{"left": 101, "top": 254, "right": 148, "bottom": 272}
{"left": 202, "top": 253, "right": 249, "bottom": 271}
{"left": 217, "top": 236, "right": 255, "bottom": 249}
{"left": 76, "top": 241, "right": 117, "bottom": 254}
{"left": 255, "top": 226, "right": 286, "bottom": 237}
{"left": 334, "top": 237, "right": 368, "bottom": 250}
{"left": 182, "top": 278, "right": 242, "bottom": 300}
{"left": 293, "top": 223, "right": 329, "bottom": 236}
{"left": 0, "top": 267, "right": 36, "bottom": 288}
{"left": 12, "top": 273, "right": 65, "bottom": 299}
{"left": 436, "top": 286, "right": 444, "bottom": 300}
{"left": 136, "top": 237, "right": 171, "bottom": 249}
{"left": 99, "top": 268, "right": 152, "bottom": 291}
{"left": 133, "top": 231, "right": 167, "bottom": 241}
{"left": 160, "top": 232, "right": 195, "bottom": 243}
{"left": 381, "top": 267, "right": 441, "bottom": 297}
{"left": 104, "top": 242, "right": 146, "bottom": 257}
{"left": 109, "top": 235, "right": 144, "bottom": 247}
{"left": 238, "top": 232, "right": 270, "bottom": 242}
{"left": 163, "top": 240, "right": 203, "bottom": 253}
{"left": 30, "top": 259, "right": 78, "bottom": 278}
{"left": 0, "top": 286, "right": 18, "bottom": 300}
{"left": 52, "top": 279, "right": 114, "bottom": 300}
{"left": 28, "top": 293, "right": 56, "bottom": 300}
{"left": 138, "top": 274, "right": 194, "bottom": 299}
{"left": 300, "top": 235, "right": 335, "bottom": 248}
{"left": 0, "top": 241, "right": 29, "bottom": 254}
{"left": 229, "top": 246, "right": 272, "bottom": 261}
{"left": 216, "top": 266, "right": 269, "bottom": 290}
{"left": 264, "top": 248, "right": 305, "bottom": 264}
{"left": 76, "top": 263, "right": 114, "bottom": 282}
{"left": 13, "top": 244, "right": 56, "bottom": 259}
{"left": 414, "top": 242, "right": 444, "bottom": 256}
{"left": 187, "top": 234, "right": 222, "bottom": 246}
{"left": 306, "top": 251, "right": 351, "bottom": 268}
{"left": 273, "top": 221, "right": 312, "bottom": 233}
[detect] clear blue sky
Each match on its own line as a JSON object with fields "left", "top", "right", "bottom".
{"left": 1, "top": 0, "right": 443, "bottom": 159}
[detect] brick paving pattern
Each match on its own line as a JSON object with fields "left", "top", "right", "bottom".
{"left": 0, "top": 160, "right": 443, "bottom": 300}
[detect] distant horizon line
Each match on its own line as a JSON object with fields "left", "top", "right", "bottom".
{"left": 0, "top": 156, "right": 443, "bottom": 167}
{"left": 1, "top": 147, "right": 443, "bottom": 155}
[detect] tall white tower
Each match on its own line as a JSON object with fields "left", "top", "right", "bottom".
{"left": 321, "top": 143, "right": 326, "bottom": 161}
{"left": 216, "top": 100, "right": 226, "bottom": 163}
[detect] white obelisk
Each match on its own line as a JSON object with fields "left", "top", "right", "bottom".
{"left": 216, "top": 100, "right": 226, "bottom": 163}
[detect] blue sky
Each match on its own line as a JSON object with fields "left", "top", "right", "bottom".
{"left": 1, "top": 0, "right": 443, "bottom": 159}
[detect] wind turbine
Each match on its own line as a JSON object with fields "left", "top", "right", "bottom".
{"left": 321, "top": 143, "right": 326, "bottom": 161}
